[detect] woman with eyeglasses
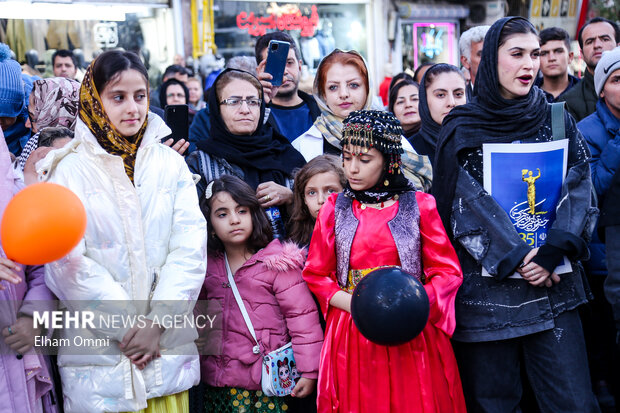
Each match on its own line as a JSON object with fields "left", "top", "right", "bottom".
{"left": 159, "top": 78, "right": 189, "bottom": 107}
{"left": 186, "top": 69, "right": 306, "bottom": 238}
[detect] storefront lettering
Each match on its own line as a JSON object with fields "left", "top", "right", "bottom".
{"left": 236, "top": 5, "right": 319, "bottom": 37}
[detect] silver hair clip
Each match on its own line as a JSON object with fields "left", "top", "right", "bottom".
{"left": 205, "top": 181, "right": 214, "bottom": 199}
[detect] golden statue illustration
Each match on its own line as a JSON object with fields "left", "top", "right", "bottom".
{"left": 522, "top": 168, "right": 546, "bottom": 215}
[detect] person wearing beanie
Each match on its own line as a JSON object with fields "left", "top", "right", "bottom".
{"left": 302, "top": 109, "right": 466, "bottom": 412}
{"left": 577, "top": 46, "right": 620, "bottom": 407}
{"left": 0, "top": 43, "right": 30, "bottom": 157}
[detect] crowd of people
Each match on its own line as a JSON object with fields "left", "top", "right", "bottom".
{"left": 1, "top": 13, "right": 620, "bottom": 413}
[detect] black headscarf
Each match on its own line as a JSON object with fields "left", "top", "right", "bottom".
{"left": 159, "top": 78, "right": 189, "bottom": 108}
{"left": 341, "top": 110, "right": 414, "bottom": 204}
{"left": 196, "top": 68, "right": 306, "bottom": 189}
{"left": 417, "top": 66, "right": 442, "bottom": 148}
{"left": 411, "top": 64, "right": 463, "bottom": 161}
{"left": 388, "top": 79, "right": 421, "bottom": 138}
{"left": 432, "top": 16, "right": 549, "bottom": 228}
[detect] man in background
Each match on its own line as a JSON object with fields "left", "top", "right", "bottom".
{"left": 52, "top": 49, "right": 77, "bottom": 79}
{"left": 459, "top": 25, "right": 489, "bottom": 100}
{"left": 536, "top": 27, "right": 579, "bottom": 102}
{"left": 560, "top": 17, "right": 620, "bottom": 121}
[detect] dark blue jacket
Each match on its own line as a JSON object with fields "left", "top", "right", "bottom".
{"left": 578, "top": 100, "right": 620, "bottom": 276}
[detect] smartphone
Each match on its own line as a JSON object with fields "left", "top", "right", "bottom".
{"left": 164, "top": 104, "right": 189, "bottom": 144}
{"left": 264, "top": 40, "right": 290, "bottom": 86}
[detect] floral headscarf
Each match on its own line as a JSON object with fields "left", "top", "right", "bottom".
{"left": 31, "top": 77, "right": 80, "bottom": 130}
{"left": 15, "top": 77, "right": 80, "bottom": 170}
{"left": 78, "top": 60, "right": 149, "bottom": 182}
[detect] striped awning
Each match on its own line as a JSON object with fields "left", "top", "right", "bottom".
{"left": 398, "top": 2, "right": 470, "bottom": 19}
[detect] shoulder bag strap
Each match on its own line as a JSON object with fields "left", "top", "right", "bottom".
{"left": 551, "top": 102, "right": 566, "bottom": 141}
{"left": 224, "top": 253, "right": 262, "bottom": 355}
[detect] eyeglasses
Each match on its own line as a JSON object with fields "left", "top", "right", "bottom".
{"left": 220, "top": 97, "right": 261, "bottom": 108}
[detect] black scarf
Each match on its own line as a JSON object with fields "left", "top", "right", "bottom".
{"left": 432, "top": 16, "right": 549, "bottom": 229}
{"left": 417, "top": 67, "right": 443, "bottom": 152}
{"left": 196, "top": 69, "right": 306, "bottom": 189}
{"left": 343, "top": 169, "right": 414, "bottom": 205}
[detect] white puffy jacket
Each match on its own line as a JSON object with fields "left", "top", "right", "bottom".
{"left": 38, "top": 114, "right": 207, "bottom": 412}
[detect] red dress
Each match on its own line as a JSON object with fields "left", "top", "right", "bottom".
{"left": 303, "top": 192, "right": 466, "bottom": 413}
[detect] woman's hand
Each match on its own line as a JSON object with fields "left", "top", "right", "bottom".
{"left": 2, "top": 316, "right": 41, "bottom": 355}
{"left": 119, "top": 319, "right": 163, "bottom": 369}
{"left": 256, "top": 60, "right": 279, "bottom": 105}
{"left": 23, "top": 146, "right": 53, "bottom": 185}
{"left": 0, "top": 257, "right": 22, "bottom": 289}
{"left": 329, "top": 291, "right": 352, "bottom": 313}
{"left": 291, "top": 377, "right": 316, "bottom": 398}
{"left": 256, "top": 181, "right": 293, "bottom": 207}
{"left": 162, "top": 138, "right": 190, "bottom": 156}
{"left": 518, "top": 248, "right": 560, "bottom": 287}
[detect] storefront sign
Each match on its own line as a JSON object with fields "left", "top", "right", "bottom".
{"left": 236, "top": 4, "right": 319, "bottom": 37}
{"left": 529, "top": 0, "right": 582, "bottom": 36}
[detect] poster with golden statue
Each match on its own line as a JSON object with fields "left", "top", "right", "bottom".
{"left": 481, "top": 140, "right": 572, "bottom": 278}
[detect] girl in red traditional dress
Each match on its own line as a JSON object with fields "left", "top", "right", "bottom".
{"left": 302, "top": 109, "right": 467, "bottom": 413}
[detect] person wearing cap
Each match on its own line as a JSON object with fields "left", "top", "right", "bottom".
{"left": 577, "top": 46, "right": 620, "bottom": 407}
{"left": 0, "top": 43, "right": 30, "bottom": 157}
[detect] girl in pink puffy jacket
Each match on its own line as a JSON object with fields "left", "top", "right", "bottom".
{"left": 197, "top": 175, "right": 323, "bottom": 413}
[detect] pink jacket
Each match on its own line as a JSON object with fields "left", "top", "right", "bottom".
{"left": 199, "top": 240, "right": 323, "bottom": 390}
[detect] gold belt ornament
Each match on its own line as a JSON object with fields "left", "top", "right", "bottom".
{"left": 345, "top": 266, "right": 394, "bottom": 293}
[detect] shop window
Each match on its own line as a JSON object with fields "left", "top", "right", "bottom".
{"left": 213, "top": 1, "right": 367, "bottom": 72}
{"left": 401, "top": 21, "right": 458, "bottom": 73}
{"left": 0, "top": 7, "right": 175, "bottom": 84}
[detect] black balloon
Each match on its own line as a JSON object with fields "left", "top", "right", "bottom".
{"left": 351, "top": 266, "right": 429, "bottom": 346}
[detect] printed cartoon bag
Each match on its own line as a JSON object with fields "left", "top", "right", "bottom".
{"left": 261, "top": 342, "right": 298, "bottom": 396}
{"left": 225, "top": 255, "right": 298, "bottom": 397}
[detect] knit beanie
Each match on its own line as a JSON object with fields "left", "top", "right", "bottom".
{"left": 0, "top": 43, "right": 24, "bottom": 118}
{"left": 595, "top": 46, "right": 620, "bottom": 96}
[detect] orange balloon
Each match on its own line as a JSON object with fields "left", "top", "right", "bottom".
{"left": 1, "top": 182, "right": 87, "bottom": 265}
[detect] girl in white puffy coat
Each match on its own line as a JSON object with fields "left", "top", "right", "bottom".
{"left": 38, "top": 50, "right": 207, "bottom": 412}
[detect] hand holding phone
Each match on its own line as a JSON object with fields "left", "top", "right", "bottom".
{"left": 264, "top": 40, "right": 290, "bottom": 87}
{"left": 164, "top": 104, "right": 189, "bottom": 144}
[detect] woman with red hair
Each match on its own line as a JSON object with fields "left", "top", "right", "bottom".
{"left": 292, "top": 50, "right": 432, "bottom": 191}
